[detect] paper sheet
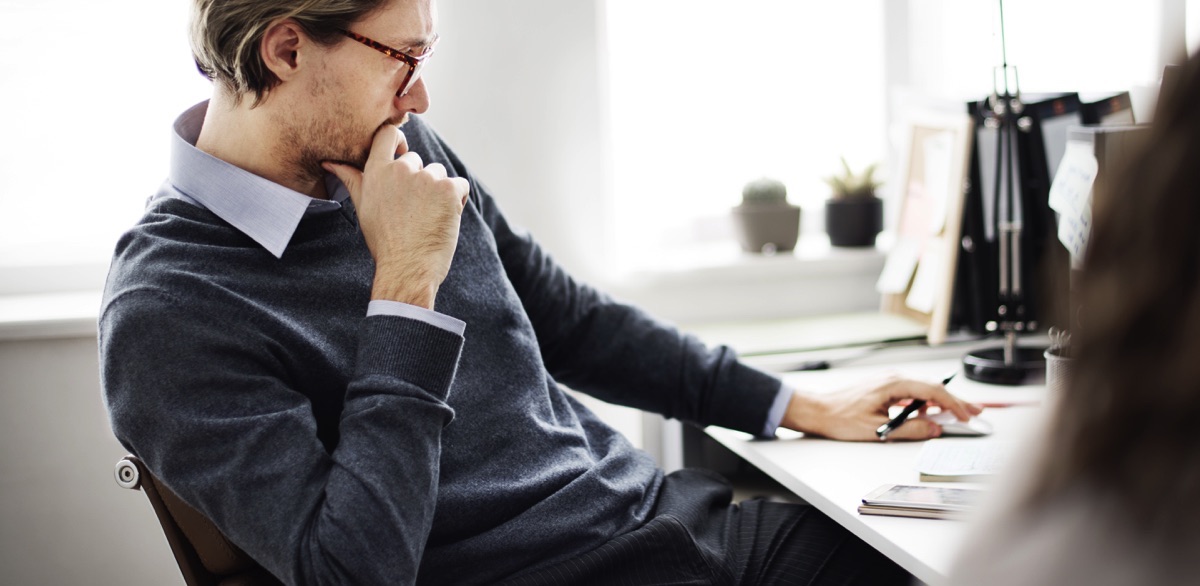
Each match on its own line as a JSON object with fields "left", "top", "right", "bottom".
{"left": 876, "top": 239, "right": 921, "bottom": 294}
{"left": 905, "top": 242, "right": 944, "bottom": 314}
{"left": 922, "top": 131, "right": 953, "bottom": 234}
{"left": 915, "top": 439, "right": 1013, "bottom": 479}
{"left": 1048, "top": 140, "right": 1099, "bottom": 265}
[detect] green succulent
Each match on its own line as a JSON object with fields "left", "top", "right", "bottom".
{"left": 741, "top": 177, "right": 788, "bottom": 204}
{"left": 824, "top": 157, "right": 881, "bottom": 200}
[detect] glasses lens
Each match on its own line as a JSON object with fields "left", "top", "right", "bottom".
{"left": 397, "top": 40, "right": 436, "bottom": 97}
{"left": 404, "top": 61, "right": 426, "bottom": 94}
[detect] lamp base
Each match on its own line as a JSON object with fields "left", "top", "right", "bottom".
{"left": 962, "top": 346, "right": 1046, "bottom": 386}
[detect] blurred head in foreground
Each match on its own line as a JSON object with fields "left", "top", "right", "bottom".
{"left": 949, "top": 50, "right": 1200, "bottom": 586}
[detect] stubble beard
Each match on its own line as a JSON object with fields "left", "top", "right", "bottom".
{"left": 288, "top": 111, "right": 411, "bottom": 188}
{"left": 281, "top": 76, "right": 409, "bottom": 188}
{"left": 286, "top": 102, "right": 370, "bottom": 187}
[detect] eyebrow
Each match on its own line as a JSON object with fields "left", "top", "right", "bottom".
{"left": 387, "top": 34, "right": 435, "bottom": 52}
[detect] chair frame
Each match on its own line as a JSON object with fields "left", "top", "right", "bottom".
{"left": 115, "top": 455, "right": 279, "bottom": 586}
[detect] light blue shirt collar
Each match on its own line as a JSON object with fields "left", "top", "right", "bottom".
{"left": 158, "top": 100, "right": 352, "bottom": 259}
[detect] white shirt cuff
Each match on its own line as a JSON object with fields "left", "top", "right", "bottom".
{"left": 762, "top": 382, "right": 794, "bottom": 437}
{"left": 367, "top": 300, "right": 466, "bottom": 336}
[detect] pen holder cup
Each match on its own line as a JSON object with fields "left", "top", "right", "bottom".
{"left": 1044, "top": 349, "right": 1074, "bottom": 395}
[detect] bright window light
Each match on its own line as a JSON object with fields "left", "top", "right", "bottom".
{"left": 1188, "top": 0, "right": 1200, "bottom": 54}
{"left": 603, "top": 1, "right": 889, "bottom": 273}
{"left": 603, "top": 0, "right": 1167, "bottom": 275}
{"left": 0, "top": 0, "right": 1179, "bottom": 287}
{"left": 0, "top": 1, "right": 210, "bottom": 269}
{"left": 909, "top": 0, "right": 1163, "bottom": 98}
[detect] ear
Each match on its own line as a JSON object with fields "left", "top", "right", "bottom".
{"left": 260, "top": 19, "right": 307, "bottom": 83}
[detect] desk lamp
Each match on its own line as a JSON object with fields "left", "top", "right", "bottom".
{"left": 962, "top": 0, "right": 1046, "bottom": 384}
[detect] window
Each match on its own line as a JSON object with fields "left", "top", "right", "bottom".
{"left": 0, "top": 1, "right": 209, "bottom": 280}
{"left": 1193, "top": 0, "right": 1200, "bottom": 51}
{"left": 603, "top": 1, "right": 889, "bottom": 273}
{"left": 603, "top": 0, "right": 1180, "bottom": 275}
{"left": 2, "top": 0, "right": 1191, "bottom": 294}
{"left": 905, "top": 0, "right": 1164, "bottom": 100}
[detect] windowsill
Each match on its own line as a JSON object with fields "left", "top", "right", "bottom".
{"left": 0, "top": 291, "right": 102, "bottom": 342}
{"left": 616, "top": 234, "right": 888, "bottom": 284}
{"left": 604, "top": 234, "right": 891, "bottom": 326}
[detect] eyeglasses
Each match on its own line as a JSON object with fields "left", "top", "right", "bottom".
{"left": 339, "top": 30, "right": 439, "bottom": 97}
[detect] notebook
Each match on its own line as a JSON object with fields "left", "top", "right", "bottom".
{"left": 858, "top": 483, "right": 985, "bottom": 520}
{"left": 915, "top": 438, "right": 1012, "bottom": 483}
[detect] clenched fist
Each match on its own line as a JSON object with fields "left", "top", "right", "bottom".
{"left": 323, "top": 124, "right": 470, "bottom": 309}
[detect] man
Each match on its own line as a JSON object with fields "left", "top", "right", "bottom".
{"left": 100, "top": 0, "right": 980, "bottom": 583}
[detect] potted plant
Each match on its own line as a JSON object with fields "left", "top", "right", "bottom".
{"left": 823, "top": 157, "right": 884, "bottom": 247}
{"left": 732, "top": 177, "right": 801, "bottom": 254}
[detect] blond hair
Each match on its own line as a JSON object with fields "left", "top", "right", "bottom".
{"left": 190, "top": 0, "right": 387, "bottom": 105}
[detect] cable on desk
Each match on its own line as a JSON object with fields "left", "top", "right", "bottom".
{"left": 782, "top": 331, "right": 996, "bottom": 371}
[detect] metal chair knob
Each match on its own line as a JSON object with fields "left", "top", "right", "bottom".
{"left": 114, "top": 458, "right": 141, "bottom": 490}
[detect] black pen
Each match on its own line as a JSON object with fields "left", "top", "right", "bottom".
{"left": 875, "top": 372, "right": 957, "bottom": 441}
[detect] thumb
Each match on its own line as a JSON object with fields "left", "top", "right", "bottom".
{"left": 322, "top": 161, "right": 363, "bottom": 205}
{"left": 394, "top": 125, "right": 409, "bottom": 158}
{"left": 366, "top": 124, "right": 406, "bottom": 165}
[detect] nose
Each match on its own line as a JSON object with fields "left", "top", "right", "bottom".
{"left": 397, "top": 77, "right": 430, "bottom": 115}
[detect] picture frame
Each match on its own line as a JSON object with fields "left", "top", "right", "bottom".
{"left": 877, "top": 110, "right": 974, "bottom": 346}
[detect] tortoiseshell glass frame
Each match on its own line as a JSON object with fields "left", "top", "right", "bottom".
{"left": 340, "top": 30, "right": 439, "bottom": 96}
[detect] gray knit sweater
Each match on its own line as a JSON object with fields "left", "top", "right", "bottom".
{"left": 99, "top": 116, "right": 781, "bottom": 585}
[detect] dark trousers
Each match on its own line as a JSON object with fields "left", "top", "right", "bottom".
{"left": 501, "top": 469, "right": 911, "bottom": 586}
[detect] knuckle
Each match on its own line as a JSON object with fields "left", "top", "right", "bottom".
{"left": 397, "top": 152, "right": 422, "bottom": 171}
{"left": 437, "top": 175, "right": 465, "bottom": 192}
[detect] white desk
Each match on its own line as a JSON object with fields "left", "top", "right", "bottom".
{"left": 706, "top": 351, "right": 1050, "bottom": 586}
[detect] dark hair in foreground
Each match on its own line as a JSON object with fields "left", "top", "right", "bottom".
{"left": 190, "top": 0, "right": 389, "bottom": 106}
{"left": 1024, "top": 50, "right": 1200, "bottom": 541}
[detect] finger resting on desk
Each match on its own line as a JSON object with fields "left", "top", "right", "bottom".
{"left": 885, "top": 418, "right": 942, "bottom": 441}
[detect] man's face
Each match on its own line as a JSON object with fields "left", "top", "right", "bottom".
{"left": 278, "top": 0, "right": 436, "bottom": 180}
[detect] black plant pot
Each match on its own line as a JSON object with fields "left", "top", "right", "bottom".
{"left": 825, "top": 197, "right": 883, "bottom": 247}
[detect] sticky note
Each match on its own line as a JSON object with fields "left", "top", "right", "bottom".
{"left": 906, "top": 242, "right": 944, "bottom": 314}
{"left": 877, "top": 239, "right": 921, "bottom": 294}
{"left": 1048, "top": 140, "right": 1098, "bottom": 264}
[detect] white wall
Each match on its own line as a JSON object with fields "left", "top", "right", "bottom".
{"left": 0, "top": 337, "right": 180, "bottom": 585}
{"left": 421, "top": 0, "right": 612, "bottom": 284}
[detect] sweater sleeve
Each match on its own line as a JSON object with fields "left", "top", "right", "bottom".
{"left": 401, "top": 115, "right": 779, "bottom": 435}
{"left": 448, "top": 184, "right": 779, "bottom": 435}
{"left": 100, "top": 289, "right": 462, "bottom": 585}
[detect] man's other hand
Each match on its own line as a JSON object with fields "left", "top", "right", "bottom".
{"left": 324, "top": 125, "right": 470, "bottom": 309}
{"left": 779, "top": 375, "right": 983, "bottom": 441}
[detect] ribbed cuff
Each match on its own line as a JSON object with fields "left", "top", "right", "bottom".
{"left": 709, "top": 362, "right": 783, "bottom": 436}
{"left": 357, "top": 315, "right": 465, "bottom": 400}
